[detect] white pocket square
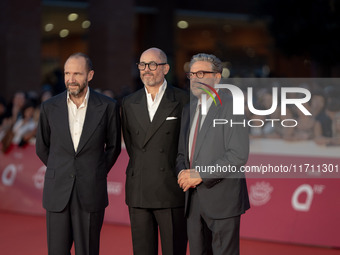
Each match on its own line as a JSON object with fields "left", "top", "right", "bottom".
{"left": 166, "top": 117, "right": 177, "bottom": 120}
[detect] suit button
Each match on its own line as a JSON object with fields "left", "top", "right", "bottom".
{"left": 70, "top": 174, "right": 75, "bottom": 178}
{"left": 160, "top": 167, "right": 165, "bottom": 171}
{"left": 166, "top": 131, "right": 170, "bottom": 134}
{"left": 135, "top": 130, "right": 139, "bottom": 135}
{"left": 159, "top": 149, "right": 164, "bottom": 153}
{"left": 142, "top": 148, "right": 146, "bottom": 152}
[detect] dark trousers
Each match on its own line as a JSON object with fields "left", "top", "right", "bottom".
{"left": 46, "top": 186, "right": 105, "bottom": 255}
{"left": 129, "top": 207, "right": 188, "bottom": 255}
{"left": 187, "top": 189, "right": 241, "bottom": 255}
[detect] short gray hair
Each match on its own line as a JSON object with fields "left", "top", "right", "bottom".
{"left": 67, "top": 52, "right": 93, "bottom": 72}
{"left": 189, "top": 53, "right": 223, "bottom": 73}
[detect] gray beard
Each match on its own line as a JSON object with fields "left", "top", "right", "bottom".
{"left": 67, "top": 82, "right": 86, "bottom": 97}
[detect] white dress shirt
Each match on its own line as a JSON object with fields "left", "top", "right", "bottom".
{"left": 145, "top": 79, "right": 167, "bottom": 122}
{"left": 67, "top": 88, "right": 89, "bottom": 152}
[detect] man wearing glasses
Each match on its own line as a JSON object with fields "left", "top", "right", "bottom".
{"left": 176, "top": 53, "right": 250, "bottom": 255}
{"left": 121, "top": 48, "right": 189, "bottom": 255}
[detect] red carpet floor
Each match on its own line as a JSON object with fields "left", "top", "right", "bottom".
{"left": 0, "top": 211, "right": 339, "bottom": 255}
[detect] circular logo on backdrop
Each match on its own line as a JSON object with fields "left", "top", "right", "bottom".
{"left": 33, "top": 165, "right": 46, "bottom": 189}
{"left": 249, "top": 181, "right": 274, "bottom": 206}
{"left": 2, "top": 164, "right": 17, "bottom": 186}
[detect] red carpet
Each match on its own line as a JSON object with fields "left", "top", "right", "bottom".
{"left": 0, "top": 211, "right": 339, "bottom": 255}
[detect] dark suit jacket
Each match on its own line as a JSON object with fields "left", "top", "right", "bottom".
{"left": 122, "top": 85, "right": 189, "bottom": 208}
{"left": 176, "top": 89, "right": 250, "bottom": 219}
{"left": 36, "top": 88, "right": 121, "bottom": 213}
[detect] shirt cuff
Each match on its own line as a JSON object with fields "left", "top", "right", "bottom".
{"left": 177, "top": 169, "right": 185, "bottom": 179}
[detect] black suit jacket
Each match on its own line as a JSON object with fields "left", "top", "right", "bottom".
{"left": 36, "top": 89, "right": 121, "bottom": 212}
{"left": 176, "top": 90, "right": 250, "bottom": 219}
{"left": 122, "top": 85, "right": 189, "bottom": 208}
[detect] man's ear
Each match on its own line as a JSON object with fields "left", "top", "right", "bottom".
{"left": 88, "top": 70, "right": 94, "bottom": 82}
{"left": 163, "top": 64, "right": 170, "bottom": 75}
{"left": 215, "top": 72, "right": 222, "bottom": 84}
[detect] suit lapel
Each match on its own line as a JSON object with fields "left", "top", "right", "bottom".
{"left": 185, "top": 105, "right": 193, "bottom": 169}
{"left": 189, "top": 100, "right": 197, "bottom": 131}
{"left": 53, "top": 91, "right": 75, "bottom": 154}
{"left": 130, "top": 90, "right": 150, "bottom": 133}
{"left": 143, "top": 86, "right": 179, "bottom": 146}
{"left": 193, "top": 102, "right": 221, "bottom": 161}
{"left": 76, "top": 89, "right": 106, "bottom": 154}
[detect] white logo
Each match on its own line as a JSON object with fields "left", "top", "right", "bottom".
{"left": 249, "top": 181, "right": 273, "bottom": 206}
{"left": 204, "top": 84, "right": 311, "bottom": 116}
{"left": 33, "top": 165, "right": 46, "bottom": 189}
{"left": 107, "top": 181, "right": 122, "bottom": 195}
{"left": 2, "top": 164, "right": 17, "bottom": 186}
{"left": 291, "top": 184, "right": 325, "bottom": 212}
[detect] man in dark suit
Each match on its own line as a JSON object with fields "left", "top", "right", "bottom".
{"left": 122, "top": 48, "right": 189, "bottom": 255}
{"left": 36, "top": 52, "right": 121, "bottom": 255}
{"left": 176, "top": 53, "right": 250, "bottom": 255}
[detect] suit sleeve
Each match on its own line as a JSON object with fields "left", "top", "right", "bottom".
{"left": 35, "top": 103, "right": 50, "bottom": 166}
{"left": 176, "top": 104, "right": 190, "bottom": 177}
{"left": 105, "top": 101, "right": 121, "bottom": 173}
{"left": 121, "top": 97, "right": 133, "bottom": 157}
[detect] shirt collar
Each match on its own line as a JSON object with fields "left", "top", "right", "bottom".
{"left": 144, "top": 79, "right": 167, "bottom": 98}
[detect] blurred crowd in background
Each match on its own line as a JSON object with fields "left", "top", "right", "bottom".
{"left": 245, "top": 83, "right": 340, "bottom": 146}
{"left": 0, "top": 82, "right": 340, "bottom": 154}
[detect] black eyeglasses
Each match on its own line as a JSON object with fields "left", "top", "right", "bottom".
{"left": 186, "top": 71, "right": 217, "bottom": 79}
{"left": 137, "top": 61, "right": 167, "bottom": 71}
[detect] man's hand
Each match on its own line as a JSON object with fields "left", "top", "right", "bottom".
{"left": 178, "top": 169, "right": 202, "bottom": 192}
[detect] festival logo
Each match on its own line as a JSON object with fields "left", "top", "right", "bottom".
{"left": 33, "top": 165, "right": 46, "bottom": 189}
{"left": 249, "top": 181, "right": 274, "bottom": 206}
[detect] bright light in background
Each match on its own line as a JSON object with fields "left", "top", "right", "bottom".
{"left": 44, "top": 23, "right": 54, "bottom": 32}
{"left": 222, "top": 68, "right": 230, "bottom": 78}
{"left": 82, "top": 20, "right": 91, "bottom": 29}
{"left": 183, "top": 62, "right": 190, "bottom": 72}
{"left": 68, "top": 13, "right": 78, "bottom": 22}
{"left": 177, "top": 20, "right": 189, "bottom": 29}
{"left": 59, "top": 29, "right": 69, "bottom": 38}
